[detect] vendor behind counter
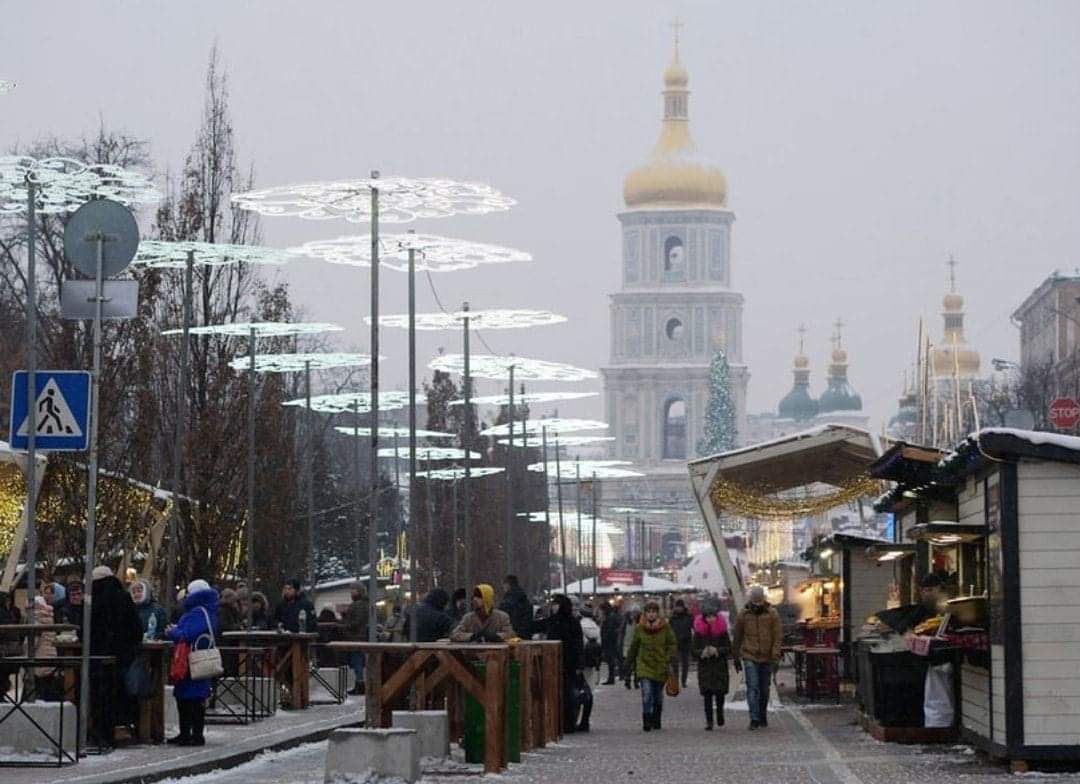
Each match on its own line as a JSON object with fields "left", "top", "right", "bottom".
{"left": 870, "top": 573, "right": 948, "bottom": 636}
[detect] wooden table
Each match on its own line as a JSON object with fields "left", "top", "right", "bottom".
{"left": 53, "top": 639, "right": 169, "bottom": 743}
{"left": 329, "top": 641, "right": 511, "bottom": 774}
{"left": 221, "top": 631, "right": 317, "bottom": 710}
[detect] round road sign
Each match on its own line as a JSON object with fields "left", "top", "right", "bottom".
{"left": 63, "top": 199, "right": 139, "bottom": 278}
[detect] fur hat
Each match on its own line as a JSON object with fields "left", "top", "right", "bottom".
{"left": 91, "top": 565, "right": 113, "bottom": 580}
{"left": 186, "top": 579, "right": 211, "bottom": 595}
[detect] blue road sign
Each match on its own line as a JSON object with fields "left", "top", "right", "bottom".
{"left": 9, "top": 370, "right": 91, "bottom": 451}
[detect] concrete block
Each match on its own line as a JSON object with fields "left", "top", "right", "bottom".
{"left": 392, "top": 710, "right": 450, "bottom": 759}
{"left": 324, "top": 727, "right": 419, "bottom": 784}
{"left": 309, "top": 666, "right": 351, "bottom": 703}
{"left": 0, "top": 701, "right": 77, "bottom": 756}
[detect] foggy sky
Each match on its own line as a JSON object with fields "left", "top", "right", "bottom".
{"left": 5, "top": 1, "right": 1080, "bottom": 432}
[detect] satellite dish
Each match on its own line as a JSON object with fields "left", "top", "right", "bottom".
{"left": 63, "top": 199, "right": 139, "bottom": 278}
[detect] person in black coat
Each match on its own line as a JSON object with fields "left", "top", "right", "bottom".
{"left": 403, "top": 588, "right": 455, "bottom": 643}
{"left": 272, "top": 578, "right": 316, "bottom": 633}
{"left": 599, "top": 602, "right": 623, "bottom": 684}
{"left": 669, "top": 599, "right": 694, "bottom": 688}
{"left": 538, "top": 594, "right": 584, "bottom": 733}
{"left": 497, "top": 575, "right": 533, "bottom": 639}
{"left": 88, "top": 567, "right": 144, "bottom": 747}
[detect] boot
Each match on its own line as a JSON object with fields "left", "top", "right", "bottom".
{"left": 643, "top": 712, "right": 652, "bottom": 732}
{"left": 704, "top": 695, "right": 714, "bottom": 730}
{"left": 184, "top": 701, "right": 206, "bottom": 746}
{"left": 716, "top": 695, "right": 725, "bottom": 727}
{"left": 168, "top": 700, "right": 191, "bottom": 745}
{"left": 652, "top": 706, "right": 662, "bottom": 730}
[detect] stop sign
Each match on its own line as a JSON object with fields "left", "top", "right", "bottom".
{"left": 1048, "top": 397, "right": 1080, "bottom": 430}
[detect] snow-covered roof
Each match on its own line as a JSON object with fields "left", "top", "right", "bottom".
{"left": 556, "top": 573, "right": 696, "bottom": 595}
{"left": 972, "top": 427, "right": 1080, "bottom": 453}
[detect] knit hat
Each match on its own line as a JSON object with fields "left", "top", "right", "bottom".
{"left": 748, "top": 585, "right": 766, "bottom": 603}
{"left": 91, "top": 565, "right": 113, "bottom": 580}
{"left": 187, "top": 579, "right": 211, "bottom": 595}
{"left": 699, "top": 595, "right": 721, "bottom": 616}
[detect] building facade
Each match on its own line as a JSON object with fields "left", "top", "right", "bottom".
{"left": 601, "top": 41, "right": 749, "bottom": 504}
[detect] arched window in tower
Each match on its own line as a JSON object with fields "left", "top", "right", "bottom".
{"left": 665, "top": 317, "right": 685, "bottom": 341}
{"left": 663, "top": 235, "right": 685, "bottom": 275}
{"left": 663, "top": 398, "right": 688, "bottom": 459}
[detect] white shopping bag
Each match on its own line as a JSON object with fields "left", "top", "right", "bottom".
{"left": 923, "top": 662, "right": 954, "bottom": 728}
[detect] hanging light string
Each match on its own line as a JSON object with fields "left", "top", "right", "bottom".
{"left": 709, "top": 474, "right": 882, "bottom": 522}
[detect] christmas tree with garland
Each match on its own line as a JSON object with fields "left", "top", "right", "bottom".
{"left": 697, "top": 350, "right": 737, "bottom": 456}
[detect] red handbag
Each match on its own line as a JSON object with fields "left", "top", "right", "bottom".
{"left": 170, "top": 640, "right": 191, "bottom": 684}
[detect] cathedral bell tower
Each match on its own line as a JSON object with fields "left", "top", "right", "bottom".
{"left": 602, "top": 32, "right": 749, "bottom": 488}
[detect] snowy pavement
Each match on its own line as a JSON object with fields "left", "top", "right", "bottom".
{"left": 146, "top": 671, "right": 1080, "bottom": 783}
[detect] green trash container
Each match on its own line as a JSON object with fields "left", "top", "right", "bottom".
{"left": 463, "top": 659, "right": 522, "bottom": 765}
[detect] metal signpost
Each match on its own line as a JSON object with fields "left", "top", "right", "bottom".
{"left": 62, "top": 198, "right": 140, "bottom": 750}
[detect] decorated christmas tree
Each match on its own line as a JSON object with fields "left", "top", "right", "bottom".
{"left": 697, "top": 350, "right": 737, "bottom": 456}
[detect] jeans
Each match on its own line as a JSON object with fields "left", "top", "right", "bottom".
{"left": 640, "top": 678, "right": 665, "bottom": 715}
{"left": 349, "top": 652, "right": 366, "bottom": 687}
{"left": 743, "top": 660, "right": 772, "bottom": 723}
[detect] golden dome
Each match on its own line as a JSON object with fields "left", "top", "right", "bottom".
{"left": 794, "top": 354, "right": 810, "bottom": 370}
{"left": 623, "top": 44, "right": 727, "bottom": 209}
{"left": 933, "top": 345, "right": 981, "bottom": 377}
{"left": 943, "top": 293, "right": 964, "bottom": 312}
{"left": 832, "top": 348, "right": 848, "bottom": 364}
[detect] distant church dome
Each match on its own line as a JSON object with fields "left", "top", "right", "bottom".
{"left": 778, "top": 328, "right": 819, "bottom": 422}
{"left": 623, "top": 43, "right": 727, "bottom": 209}
{"left": 818, "top": 322, "right": 863, "bottom": 414}
{"left": 932, "top": 259, "right": 981, "bottom": 379}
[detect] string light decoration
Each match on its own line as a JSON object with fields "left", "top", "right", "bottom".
{"left": 429, "top": 354, "right": 597, "bottom": 382}
{"left": 334, "top": 426, "right": 455, "bottom": 439}
{"left": 607, "top": 506, "right": 677, "bottom": 515}
{"left": 527, "top": 460, "right": 643, "bottom": 480}
{"left": 133, "top": 240, "right": 296, "bottom": 268}
{"left": 480, "top": 418, "right": 608, "bottom": 438}
{"left": 0, "top": 80, "right": 15, "bottom": 95}
{"left": 500, "top": 435, "right": 614, "bottom": 448}
{"left": 376, "top": 447, "right": 482, "bottom": 461}
{"left": 232, "top": 177, "right": 515, "bottom": 224}
{"left": 373, "top": 309, "right": 567, "bottom": 331}
{"left": 0, "top": 155, "right": 160, "bottom": 215}
{"left": 227, "top": 353, "right": 375, "bottom": 373}
{"left": 413, "top": 466, "right": 505, "bottom": 481}
{"left": 283, "top": 390, "right": 426, "bottom": 413}
{"left": 294, "top": 233, "right": 532, "bottom": 273}
{"left": 515, "top": 511, "right": 548, "bottom": 523}
{"left": 450, "top": 391, "right": 597, "bottom": 407}
{"left": 708, "top": 475, "right": 882, "bottom": 522}
{"left": 161, "top": 321, "right": 342, "bottom": 338}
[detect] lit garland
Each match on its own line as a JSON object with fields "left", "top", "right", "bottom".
{"left": 708, "top": 474, "right": 882, "bottom": 522}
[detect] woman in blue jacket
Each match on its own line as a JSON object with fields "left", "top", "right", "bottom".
{"left": 166, "top": 579, "right": 219, "bottom": 746}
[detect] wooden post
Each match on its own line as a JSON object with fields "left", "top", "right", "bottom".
{"left": 483, "top": 650, "right": 507, "bottom": 773}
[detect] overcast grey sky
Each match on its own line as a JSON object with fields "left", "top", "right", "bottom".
{"left": 5, "top": 1, "right": 1080, "bottom": 430}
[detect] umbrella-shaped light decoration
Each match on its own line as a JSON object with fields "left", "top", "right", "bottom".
{"left": 515, "top": 511, "right": 549, "bottom": 523}
{"left": 414, "top": 466, "right": 505, "bottom": 481}
{"left": 449, "top": 390, "right": 597, "bottom": 407}
{"left": 283, "top": 390, "right": 426, "bottom": 414}
{"left": 334, "top": 426, "right": 455, "bottom": 439}
{"left": 377, "top": 447, "right": 482, "bottom": 461}
{"left": 0, "top": 155, "right": 161, "bottom": 215}
{"left": 0, "top": 80, "right": 15, "bottom": 94}
{"left": 528, "top": 460, "right": 644, "bottom": 480}
{"left": 295, "top": 233, "right": 532, "bottom": 273}
{"left": 429, "top": 354, "right": 597, "bottom": 382}
{"left": 228, "top": 352, "right": 376, "bottom": 373}
{"left": 607, "top": 506, "right": 677, "bottom": 515}
{"left": 374, "top": 309, "right": 567, "bottom": 331}
{"left": 233, "top": 176, "right": 518, "bottom": 611}
{"left": 480, "top": 418, "right": 610, "bottom": 438}
{"left": 161, "top": 321, "right": 342, "bottom": 338}
{"left": 133, "top": 239, "right": 296, "bottom": 268}
{"left": 500, "top": 434, "right": 615, "bottom": 448}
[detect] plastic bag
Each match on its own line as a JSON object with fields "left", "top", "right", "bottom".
{"left": 170, "top": 640, "right": 190, "bottom": 684}
{"left": 923, "top": 662, "right": 954, "bottom": 728}
{"left": 124, "top": 655, "right": 155, "bottom": 698}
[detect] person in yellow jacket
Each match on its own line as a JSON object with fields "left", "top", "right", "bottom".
{"left": 732, "top": 585, "right": 783, "bottom": 730}
{"left": 450, "top": 584, "right": 513, "bottom": 643}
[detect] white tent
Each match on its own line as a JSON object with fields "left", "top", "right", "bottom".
{"left": 556, "top": 573, "right": 696, "bottom": 595}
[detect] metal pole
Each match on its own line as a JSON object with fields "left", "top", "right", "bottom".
{"left": 451, "top": 476, "right": 459, "bottom": 590}
{"left": 505, "top": 364, "right": 514, "bottom": 576}
{"left": 461, "top": 302, "right": 472, "bottom": 591}
{"left": 353, "top": 402, "right": 362, "bottom": 576}
{"left": 424, "top": 452, "right": 434, "bottom": 589}
{"left": 166, "top": 250, "right": 193, "bottom": 610}
{"left": 367, "top": 176, "right": 381, "bottom": 641}
{"left": 625, "top": 512, "right": 631, "bottom": 567}
{"left": 24, "top": 177, "right": 37, "bottom": 630}
{"left": 306, "top": 360, "right": 315, "bottom": 590}
{"left": 407, "top": 239, "right": 418, "bottom": 640}
{"left": 78, "top": 233, "right": 106, "bottom": 749}
{"left": 554, "top": 434, "right": 567, "bottom": 592}
{"left": 575, "top": 459, "right": 582, "bottom": 600}
{"left": 591, "top": 472, "right": 598, "bottom": 597}
{"left": 245, "top": 327, "right": 256, "bottom": 629}
{"left": 541, "top": 426, "right": 552, "bottom": 593}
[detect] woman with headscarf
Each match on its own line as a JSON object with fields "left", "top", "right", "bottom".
{"left": 692, "top": 595, "right": 732, "bottom": 730}
{"left": 130, "top": 579, "right": 168, "bottom": 640}
{"left": 165, "top": 579, "right": 219, "bottom": 746}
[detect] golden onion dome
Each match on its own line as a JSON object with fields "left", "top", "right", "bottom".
{"left": 832, "top": 348, "right": 848, "bottom": 364}
{"left": 794, "top": 354, "right": 810, "bottom": 370}
{"left": 623, "top": 46, "right": 727, "bottom": 209}
{"left": 943, "top": 293, "right": 964, "bottom": 312}
{"left": 933, "top": 345, "right": 981, "bottom": 377}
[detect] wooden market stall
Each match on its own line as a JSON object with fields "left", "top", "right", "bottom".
{"left": 875, "top": 428, "right": 1080, "bottom": 767}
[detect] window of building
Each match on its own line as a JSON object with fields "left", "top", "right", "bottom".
{"left": 663, "top": 235, "right": 685, "bottom": 274}
{"left": 665, "top": 317, "right": 684, "bottom": 341}
{"left": 663, "top": 398, "right": 687, "bottom": 459}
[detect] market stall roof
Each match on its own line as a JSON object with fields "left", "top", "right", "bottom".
{"left": 869, "top": 441, "right": 946, "bottom": 484}
{"left": 689, "top": 424, "right": 890, "bottom": 494}
{"left": 556, "top": 574, "right": 695, "bottom": 595}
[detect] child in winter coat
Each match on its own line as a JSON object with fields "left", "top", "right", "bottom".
{"left": 691, "top": 598, "right": 732, "bottom": 730}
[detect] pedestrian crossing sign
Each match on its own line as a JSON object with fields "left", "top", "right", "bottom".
{"left": 9, "top": 370, "right": 91, "bottom": 451}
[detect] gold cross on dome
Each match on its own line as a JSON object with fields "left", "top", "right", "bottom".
{"left": 832, "top": 318, "right": 845, "bottom": 349}
{"left": 946, "top": 254, "right": 958, "bottom": 293}
{"left": 671, "top": 17, "right": 684, "bottom": 56}
{"left": 796, "top": 324, "right": 807, "bottom": 354}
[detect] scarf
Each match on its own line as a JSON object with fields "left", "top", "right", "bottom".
{"left": 693, "top": 613, "right": 727, "bottom": 638}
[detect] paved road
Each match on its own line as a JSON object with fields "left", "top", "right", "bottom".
{"left": 164, "top": 672, "right": 1080, "bottom": 783}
